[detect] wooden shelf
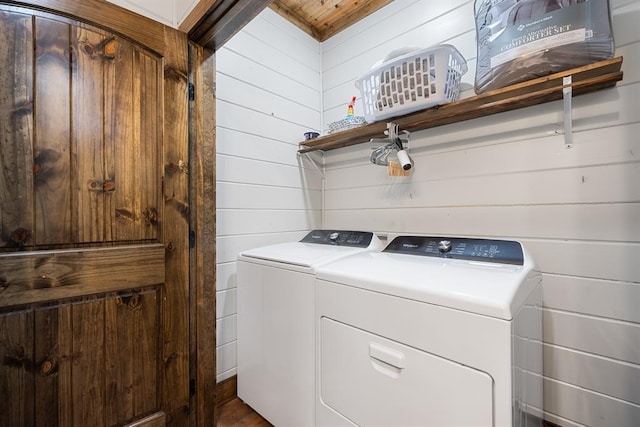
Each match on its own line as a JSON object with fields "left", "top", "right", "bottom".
{"left": 299, "top": 57, "right": 624, "bottom": 154}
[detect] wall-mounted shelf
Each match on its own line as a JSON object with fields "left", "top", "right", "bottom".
{"left": 299, "top": 57, "right": 623, "bottom": 153}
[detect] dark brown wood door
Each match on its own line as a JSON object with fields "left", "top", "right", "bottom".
{"left": 0, "top": 4, "right": 190, "bottom": 426}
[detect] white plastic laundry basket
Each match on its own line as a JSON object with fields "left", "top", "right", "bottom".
{"left": 356, "top": 44, "right": 467, "bottom": 123}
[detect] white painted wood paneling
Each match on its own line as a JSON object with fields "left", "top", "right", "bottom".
{"left": 217, "top": 74, "right": 319, "bottom": 129}
{"left": 104, "top": 0, "right": 173, "bottom": 25}
{"left": 543, "top": 377, "right": 640, "bottom": 426}
{"left": 242, "top": 8, "right": 320, "bottom": 68}
{"left": 543, "top": 343, "right": 640, "bottom": 405}
{"left": 524, "top": 240, "right": 640, "bottom": 284}
{"left": 323, "top": 204, "right": 640, "bottom": 242}
{"left": 215, "top": 9, "right": 322, "bottom": 382}
{"left": 613, "top": 1, "right": 640, "bottom": 47}
{"left": 216, "top": 231, "right": 307, "bottom": 264}
{"left": 323, "top": 0, "right": 473, "bottom": 72}
{"left": 217, "top": 315, "right": 237, "bottom": 347}
{"left": 217, "top": 154, "right": 322, "bottom": 190}
{"left": 223, "top": 28, "right": 320, "bottom": 91}
{"left": 217, "top": 288, "right": 236, "bottom": 319}
{"left": 217, "top": 182, "right": 322, "bottom": 210}
{"left": 217, "top": 100, "right": 312, "bottom": 143}
{"left": 543, "top": 309, "right": 640, "bottom": 364}
{"left": 217, "top": 341, "right": 237, "bottom": 381}
{"left": 216, "top": 262, "right": 236, "bottom": 292}
{"left": 542, "top": 275, "right": 640, "bottom": 323}
{"left": 218, "top": 209, "right": 322, "bottom": 237}
{"left": 216, "top": 128, "right": 302, "bottom": 166}
{"left": 320, "top": 0, "right": 640, "bottom": 425}
{"left": 322, "top": 0, "right": 423, "bottom": 52}
{"left": 217, "top": 49, "right": 320, "bottom": 112}
{"left": 107, "top": 0, "right": 200, "bottom": 27}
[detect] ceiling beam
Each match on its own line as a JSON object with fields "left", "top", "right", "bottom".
{"left": 185, "top": 0, "right": 272, "bottom": 51}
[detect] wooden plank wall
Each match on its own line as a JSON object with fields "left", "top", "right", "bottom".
{"left": 320, "top": 0, "right": 640, "bottom": 426}
{"left": 214, "top": 8, "right": 323, "bottom": 382}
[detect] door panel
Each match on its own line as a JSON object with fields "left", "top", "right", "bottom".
{"left": 0, "top": 309, "right": 34, "bottom": 426}
{"left": 0, "top": 3, "right": 187, "bottom": 426}
{"left": 0, "top": 291, "right": 161, "bottom": 426}
{"left": 34, "top": 16, "right": 72, "bottom": 246}
{"left": 72, "top": 27, "right": 107, "bottom": 243}
{"left": 2, "top": 11, "right": 161, "bottom": 249}
{"left": 33, "top": 304, "right": 72, "bottom": 427}
{"left": 105, "top": 42, "right": 161, "bottom": 242}
{"left": 0, "top": 10, "right": 34, "bottom": 249}
{"left": 71, "top": 298, "right": 106, "bottom": 425}
{"left": 105, "top": 290, "right": 161, "bottom": 424}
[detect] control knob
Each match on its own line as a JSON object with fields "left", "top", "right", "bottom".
{"left": 438, "top": 240, "right": 452, "bottom": 253}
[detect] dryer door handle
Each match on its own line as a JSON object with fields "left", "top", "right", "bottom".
{"left": 369, "top": 342, "right": 406, "bottom": 369}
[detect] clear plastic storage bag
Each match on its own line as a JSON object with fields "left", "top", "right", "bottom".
{"left": 473, "top": 0, "right": 615, "bottom": 94}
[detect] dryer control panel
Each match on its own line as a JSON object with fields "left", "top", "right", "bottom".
{"left": 300, "top": 230, "right": 375, "bottom": 247}
{"left": 384, "top": 236, "right": 524, "bottom": 265}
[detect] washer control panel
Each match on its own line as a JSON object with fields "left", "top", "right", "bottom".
{"left": 300, "top": 230, "right": 376, "bottom": 247}
{"left": 384, "top": 236, "right": 524, "bottom": 265}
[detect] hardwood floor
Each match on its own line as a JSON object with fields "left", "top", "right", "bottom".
{"left": 217, "top": 396, "right": 561, "bottom": 427}
{"left": 218, "top": 397, "right": 272, "bottom": 427}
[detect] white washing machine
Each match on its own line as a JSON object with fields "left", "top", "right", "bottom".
{"left": 237, "top": 230, "right": 384, "bottom": 427}
{"left": 315, "top": 235, "right": 543, "bottom": 427}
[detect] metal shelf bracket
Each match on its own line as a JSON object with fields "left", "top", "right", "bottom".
{"left": 299, "top": 150, "right": 324, "bottom": 178}
{"left": 563, "top": 75, "right": 573, "bottom": 149}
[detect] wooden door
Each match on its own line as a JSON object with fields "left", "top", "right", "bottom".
{"left": 0, "top": 3, "right": 190, "bottom": 426}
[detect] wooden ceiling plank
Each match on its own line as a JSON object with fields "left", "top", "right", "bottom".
{"left": 316, "top": 0, "right": 393, "bottom": 41}
{"left": 269, "top": 0, "right": 395, "bottom": 42}
{"left": 187, "top": 0, "right": 397, "bottom": 44}
{"left": 313, "top": 0, "right": 361, "bottom": 25}
{"left": 269, "top": 0, "right": 321, "bottom": 40}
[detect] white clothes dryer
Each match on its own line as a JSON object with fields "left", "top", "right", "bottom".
{"left": 315, "top": 235, "right": 543, "bottom": 427}
{"left": 237, "top": 230, "right": 384, "bottom": 427}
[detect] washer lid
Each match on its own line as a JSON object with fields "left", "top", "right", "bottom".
{"left": 315, "top": 237, "right": 540, "bottom": 320}
{"left": 239, "top": 230, "right": 383, "bottom": 268}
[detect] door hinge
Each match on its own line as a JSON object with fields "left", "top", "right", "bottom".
{"left": 189, "top": 229, "right": 195, "bottom": 249}
{"left": 190, "top": 378, "right": 196, "bottom": 397}
{"left": 188, "top": 83, "right": 195, "bottom": 101}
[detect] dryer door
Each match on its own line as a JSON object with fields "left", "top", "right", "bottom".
{"left": 319, "top": 317, "right": 493, "bottom": 427}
